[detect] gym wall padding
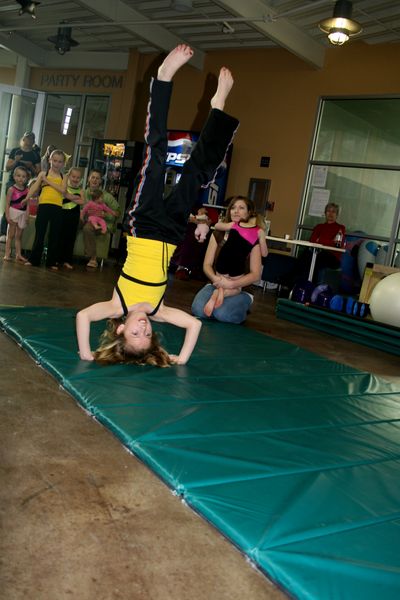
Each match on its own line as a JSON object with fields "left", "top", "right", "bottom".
{"left": 1, "top": 306, "right": 400, "bottom": 600}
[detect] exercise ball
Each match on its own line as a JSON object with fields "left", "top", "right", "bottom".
{"left": 357, "top": 240, "right": 379, "bottom": 279}
{"left": 375, "top": 245, "right": 389, "bottom": 265}
{"left": 369, "top": 273, "right": 400, "bottom": 328}
{"left": 341, "top": 232, "right": 365, "bottom": 293}
{"left": 311, "top": 284, "right": 333, "bottom": 308}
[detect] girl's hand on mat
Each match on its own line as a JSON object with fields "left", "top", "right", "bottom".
{"left": 79, "top": 352, "right": 94, "bottom": 361}
{"left": 169, "top": 354, "right": 188, "bottom": 365}
{"left": 153, "top": 303, "right": 202, "bottom": 365}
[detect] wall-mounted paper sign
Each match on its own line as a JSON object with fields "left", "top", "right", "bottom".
{"left": 311, "top": 165, "right": 328, "bottom": 188}
{"left": 309, "top": 188, "right": 331, "bottom": 216}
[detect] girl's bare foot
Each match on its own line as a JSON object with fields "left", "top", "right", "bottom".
{"left": 63, "top": 262, "right": 73, "bottom": 270}
{"left": 16, "top": 255, "right": 27, "bottom": 263}
{"left": 204, "top": 289, "right": 219, "bottom": 317}
{"left": 157, "top": 45, "right": 193, "bottom": 82}
{"left": 214, "top": 286, "right": 225, "bottom": 309}
{"left": 211, "top": 67, "right": 234, "bottom": 111}
{"left": 24, "top": 261, "right": 32, "bottom": 266}
{"left": 3, "top": 255, "right": 11, "bottom": 261}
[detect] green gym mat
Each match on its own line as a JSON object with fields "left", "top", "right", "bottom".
{"left": 1, "top": 306, "right": 400, "bottom": 599}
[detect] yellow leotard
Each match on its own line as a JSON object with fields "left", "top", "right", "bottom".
{"left": 63, "top": 184, "right": 82, "bottom": 210}
{"left": 39, "top": 174, "right": 64, "bottom": 207}
{"left": 116, "top": 236, "right": 176, "bottom": 315}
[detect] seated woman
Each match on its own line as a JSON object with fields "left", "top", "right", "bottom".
{"left": 191, "top": 195, "right": 262, "bottom": 324}
{"left": 82, "top": 169, "right": 120, "bottom": 268}
{"left": 297, "top": 201, "right": 346, "bottom": 281}
{"left": 208, "top": 211, "right": 268, "bottom": 310}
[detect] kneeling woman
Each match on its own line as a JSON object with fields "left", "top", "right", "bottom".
{"left": 191, "top": 196, "right": 263, "bottom": 324}
{"left": 76, "top": 45, "right": 239, "bottom": 366}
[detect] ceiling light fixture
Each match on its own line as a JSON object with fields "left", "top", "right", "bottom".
{"left": 47, "top": 23, "right": 79, "bottom": 55}
{"left": 318, "top": 0, "right": 362, "bottom": 46}
{"left": 16, "top": 0, "right": 40, "bottom": 19}
{"left": 61, "top": 106, "right": 73, "bottom": 135}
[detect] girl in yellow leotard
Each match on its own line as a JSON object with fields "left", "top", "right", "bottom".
{"left": 76, "top": 45, "right": 239, "bottom": 367}
{"left": 25, "top": 149, "right": 68, "bottom": 269}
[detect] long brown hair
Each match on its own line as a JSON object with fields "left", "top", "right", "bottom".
{"left": 223, "top": 195, "right": 256, "bottom": 223}
{"left": 93, "top": 319, "right": 172, "bottom": 367}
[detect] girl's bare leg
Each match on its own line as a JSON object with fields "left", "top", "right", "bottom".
{"left": 15, "top": 225, "right": 27, "bottom": 262}
{"left": 157, "top": 45, "right": 193, "bottom": 82}
{"left": 204, "top": 285, "right": 241, "bottom": 315}
{"left": 213, "top": 286, "right": 225, "bottom": 309}
{"left": 4, "top": 223, "right": 14, "bottom": 259}
{"left": 204, "top": 288, "right": 219, "bottom": 317}
{"left": 210, "top": 67, "right": 234, "bottom": 111}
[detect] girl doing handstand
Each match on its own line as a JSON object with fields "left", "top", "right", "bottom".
{"left": 76, "top": 45, "right": 239, "bottom": 366}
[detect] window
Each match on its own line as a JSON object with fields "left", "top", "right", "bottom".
{"left": 41, "top": 93, "right": 109, "bottom": 182}
{"left": 297, "top": 97, "right": 400, "bottom": 266}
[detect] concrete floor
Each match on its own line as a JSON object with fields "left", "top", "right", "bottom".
{"left": 1, "top": 252, "right": 399, "bottom": 600}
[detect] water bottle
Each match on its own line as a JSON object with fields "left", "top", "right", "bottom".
{"left": 334, "top": 230, "right": 343, "bottom": 248}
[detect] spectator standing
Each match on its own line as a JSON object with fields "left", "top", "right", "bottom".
{"left": 58, "top": 167, "right": 85, "bottom": 269}
{"left": 3, "top": 166, "right": 30, "bottom": 262}
{"left": 25, "top": 149, "right": 66, "bottom": 270}
{"left": 0, "top": 132, "right": 40, "bottom": 240}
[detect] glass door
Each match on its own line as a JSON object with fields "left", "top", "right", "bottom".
{"left": 75, "top": 95, "right": 110, "bottom": 184}
{"left": 39, "top": 93, "right": 109, "bottom": 186}
{"left": 0, "top": 84, "right": 45, "bottom": 217}
{"left": 40, "top": 93, "right": 83, "bottom": 171}
{"left": 0, "top": 89, "right": 12, "bottom": 193}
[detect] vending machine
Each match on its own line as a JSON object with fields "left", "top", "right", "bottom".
{"left": 165, "top": 130, "right": 232, "bottom": 210}
{"left": 89, "top": 138, "right": 144, "bottom": 249}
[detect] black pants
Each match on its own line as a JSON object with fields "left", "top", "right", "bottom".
{"left": 124, "top": 78, "right": 239, "bottom": 246}
{"left": 58, "top": 205, "right": 80, "bottom": 264}
{"left": 29, "top": 204, "right": 62, "bottom": 267}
